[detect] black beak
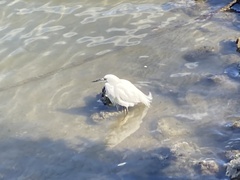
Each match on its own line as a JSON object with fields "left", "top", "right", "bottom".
{"left": 92, "top": 78, "right": 105, "bottom": 83}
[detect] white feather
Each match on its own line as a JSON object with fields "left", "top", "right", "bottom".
{"left": 102, "top": 74, "right": 152, "bottom": 109}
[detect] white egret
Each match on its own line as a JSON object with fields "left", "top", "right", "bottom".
{"left": 93, "top": 74, "right": 152, "bottom": 110}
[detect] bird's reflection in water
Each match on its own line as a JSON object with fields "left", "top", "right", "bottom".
{"left": 105, "top": 104, "right": 149, "bottom": 148}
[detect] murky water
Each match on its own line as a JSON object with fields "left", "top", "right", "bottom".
{"left": 0, "top": 0, "right": 240, "bottom": 179}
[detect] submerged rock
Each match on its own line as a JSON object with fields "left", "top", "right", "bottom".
{"left": 225, "top": 150, "right": 240, "bottom": 160}
{"left": 157, "top": 117, "right": 189, "bottom": 137}
{"left": 227, "top": 120, "right": 240, "bottom": 129}
{"left": 195, "top": 159, "right": 220, "bottom": 175}
{"left": 203, "top": 74, "right": 239, "bottom": 92}
{"left": 183, "top": 46, "right": 215, "bottom": 62}
{"left": 226, "top": 157, "right": 240, "bottom": 180}
{"left": 226, "top": 115, "right": 240, "bottom": 130}
{"left": 171, "top": 141, "right": 200, "bottom": 156}
{"left": 91, "top": 111, "right": 121, "bottom": 121}
{"left": 224, "top": 63, "right": 240, "bottom": 79}
{"left": 225, "top": 148, "right": 240, "bottom": 179}
{"left": 232, "top": 121, "right": 240, "bottom": 128}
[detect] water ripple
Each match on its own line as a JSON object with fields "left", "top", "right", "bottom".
{"left": 100, "top": 3, "right": 166, "bottom": 16}
{"left": 0, "top": 0, "right": 6, "bottom": 5}
{"left": 96, "top": 49, "right": 112, "bottom": 56}
{"left": 54, "top": 41, "right": 66, "bottom": 45}
{"left": 7, "top": 0, "right": 21, "bottom": 6}
{"left": 63, "top": 32, "right": 78, "bottom": 38}
{"left": 77, "top": 33, "right": 147, "bottom": 47}
{"left": 20, "top": 31, "right": 34, "bottom": 39}
{"left": 75, "top": 2, "right": 191, "bottom": 25}
{"left": 7, "top": 47, "right": 25, "bottom": 57}
{"left": 0, "top": 23, "right": 10, "bottom": 32}
{"left": 106, "top": 24, "right": 151, "bottom": 35}
{"left": 16, "top": 4, "right": 82, "bottom": 15}
{"left": 38, "top": 25, "right": 65, "bottom": 35}
{"left": 16, "top": 8, "right": 33, "bottom": 15}
{"left": 75, "top": 7, "right": 105, "bottom": 17}
{"left": 0, "top": 27, "right": 25, "bottom": 43}
{"left": 37, "top": 4, "right": 82, "bottom": 14}
{"left": 20, "top": 22, "right": 65, "bottom": 40}
{"left": 106, "top": 28, "right": 128, "bottom": 33}
{"left": 24, "top": 36, "right": 49, "bottom": 46}
{"left": 0, "top": 48, "right": 7, "bottom": 55}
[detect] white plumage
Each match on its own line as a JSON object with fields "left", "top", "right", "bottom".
{"left": 94, "top": 74, "right": 152, "bottom": 110}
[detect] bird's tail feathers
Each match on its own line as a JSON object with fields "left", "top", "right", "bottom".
{"left": 140, "top": 92, "right": 152, "bottom": 107}
{"left": 147, "top": 92, "right": 152, "bottom": 100}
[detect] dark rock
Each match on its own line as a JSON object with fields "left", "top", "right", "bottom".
{"left": 221, "top": 0, "right": 240, "bottom": 13}
{"left": 231, "top": 2, "right": 240, "bottom": 12}
{"left": 236, "top": 38, "right": 240, "bottom": 52}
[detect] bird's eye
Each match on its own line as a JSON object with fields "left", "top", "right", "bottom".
{"left": 104, "top": 78, "right": 107, "bottom": 81}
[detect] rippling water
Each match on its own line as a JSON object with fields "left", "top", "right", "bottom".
{"left": 0, "top": 0, "right": 239, "bottom": 179}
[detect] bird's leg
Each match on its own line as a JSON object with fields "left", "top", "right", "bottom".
{"left": 116, "top": 105, "right": 121, "bottom": 112}
{"left": 124, "top": 107, "right": 128, "bottom": 115}
{"left": 116, "top": 105, "right": 128, "bottom": 115}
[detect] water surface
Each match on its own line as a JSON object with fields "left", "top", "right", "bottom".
{"left": 0, "top": 0, "right": 239, "bottom": 179}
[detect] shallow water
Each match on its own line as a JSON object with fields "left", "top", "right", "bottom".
{"left": 0, "top": 0, "right": 240, "bottom": 179}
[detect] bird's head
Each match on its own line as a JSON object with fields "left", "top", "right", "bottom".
{"left": 92, "top": 74, "right": 120, "bottom": 84}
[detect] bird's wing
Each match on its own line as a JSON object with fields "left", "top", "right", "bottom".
{"left": 115, "top": 80, "right": 141, "bottom": 104}
{"left": 105, "top": 83, "right": 115, "bottom": 103}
